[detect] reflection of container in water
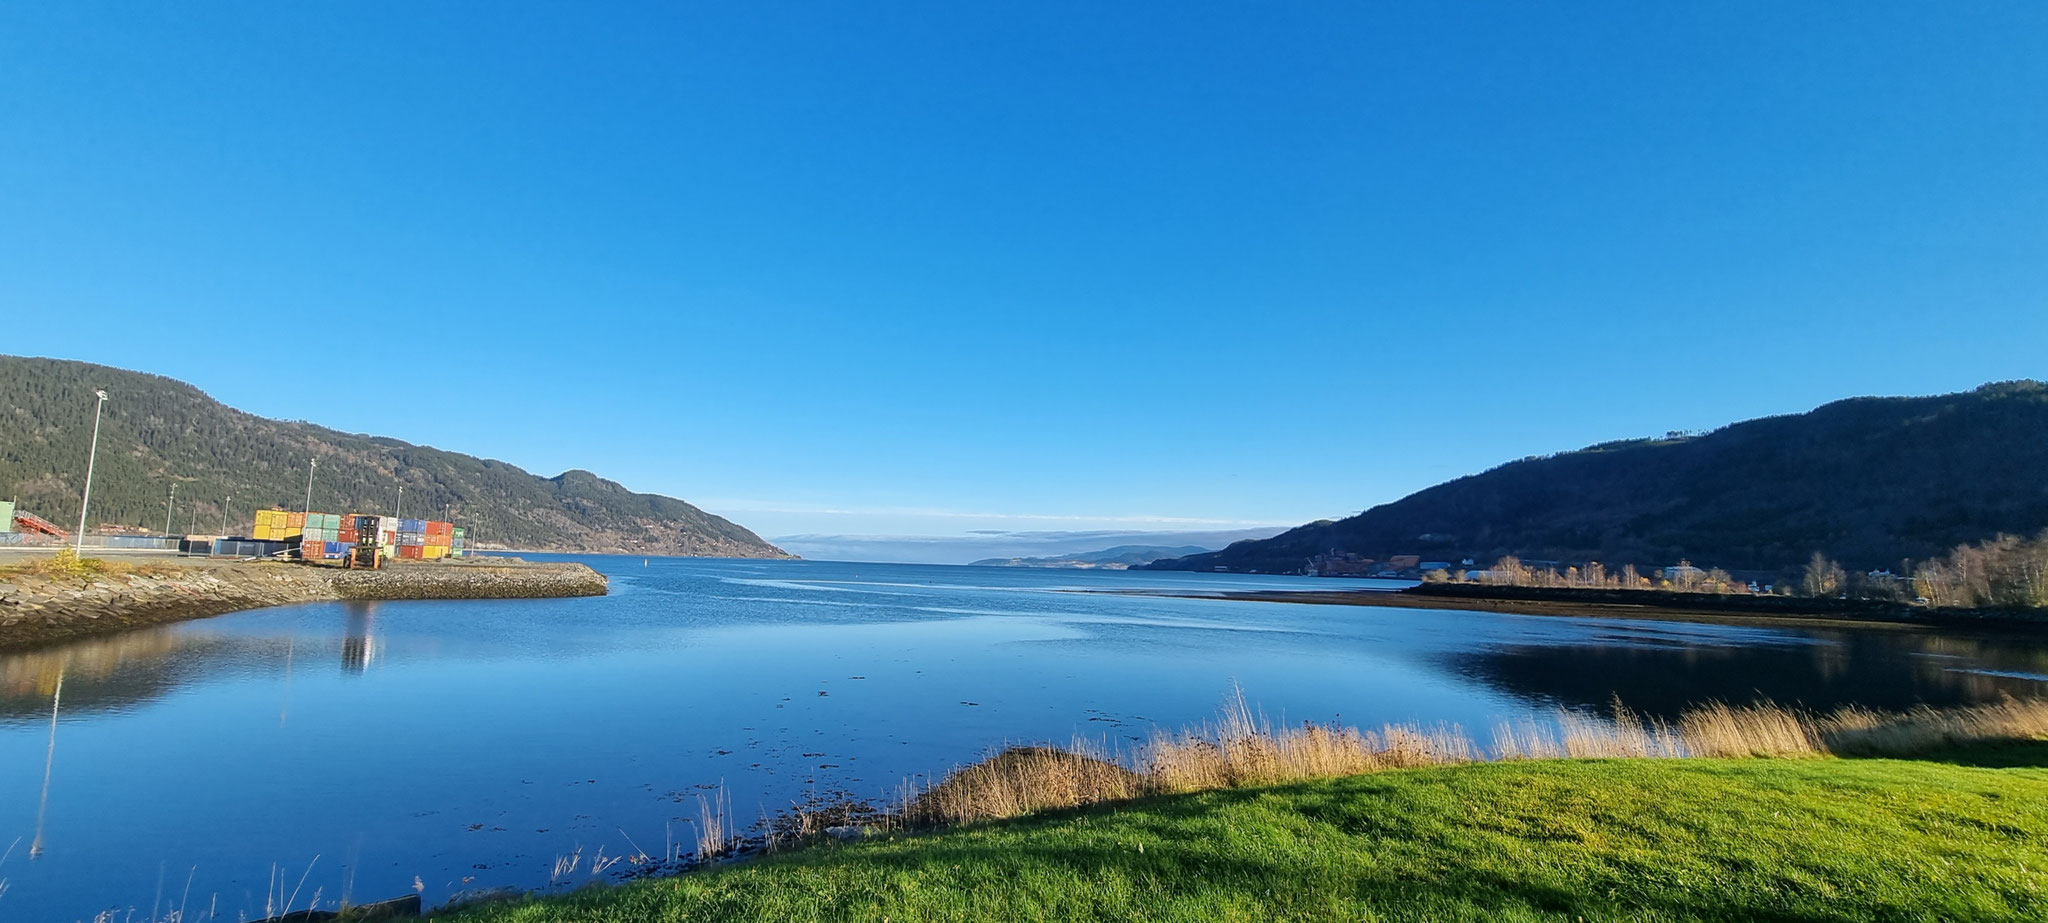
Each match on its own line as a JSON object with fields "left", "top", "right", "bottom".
{"left": 343, "top": 609, "right": 376, "bottom": 674}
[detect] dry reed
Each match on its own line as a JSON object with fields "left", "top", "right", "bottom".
{"left": 906, "top": 743, "right": 1145, "bottom": 827}
{"left": 695, "top": 786, "right": 733, "bottom": 860}
{"left": 895, "top": 690, "right": 2048, "bottom": 831}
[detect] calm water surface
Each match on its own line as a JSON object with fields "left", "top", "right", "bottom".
{"left": 4, "top": 556, "right": 2047, "bottom": 919}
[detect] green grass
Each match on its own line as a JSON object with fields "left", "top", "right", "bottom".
{"left": 441, "top": 746, "right": 2048, "bottom": 922}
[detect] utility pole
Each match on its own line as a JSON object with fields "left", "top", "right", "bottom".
{"left": 164, "top": 482, "right": 176, "bottom": 536}
{"left": 396, "top": 485, "right": 404, "bottom": 521}
{"left": 74, "top": 390, "right": 109, "bottom": 553}
{"left": 221, "top": 495, "right": 231, "bottom": 535}
{"left": 304, "top": 457, "right": 318, "bottom": 514}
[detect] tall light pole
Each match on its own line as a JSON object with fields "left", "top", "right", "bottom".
{"left": 74, "top": 390, "right": 109, "bottom": 553}
{"left": 304, "top": 457, "right": 318, "bottom": 515}
{"left": 164, "top": 482, "right": 176, "bottom": 536}
{"left": 220, "top": 495, "right": 231, "bottom": 534}
{"left": 395, "top": 485, "right": 404, "bottom": 521}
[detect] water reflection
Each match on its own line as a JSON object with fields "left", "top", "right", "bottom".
{"left": 29, "top": 668, "right": 59, "bottom": 859}
{"left": 343, "top": 608, "right": 377, "bottom": 674}
{"left": 1442, "top": 627, "right": 2048, "bottom": 718}
{"left": 0, "top": 604, "right": 391, "bottom": 723}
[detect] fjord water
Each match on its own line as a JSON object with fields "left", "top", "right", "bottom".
{"left": 4, "top": 558, "right": 2047, "bottom": 920}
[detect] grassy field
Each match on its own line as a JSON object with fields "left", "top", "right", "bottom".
{"left": 440, "top": 744, "right": 2048, "bottom": 922}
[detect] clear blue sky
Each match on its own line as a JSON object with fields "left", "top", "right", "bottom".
{"left": 4, "top": 3, "right": 2044, "bottom": 552}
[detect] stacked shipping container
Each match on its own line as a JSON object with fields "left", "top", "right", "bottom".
{"left": 254, "top": 510, "right": 460, "bottom": 563}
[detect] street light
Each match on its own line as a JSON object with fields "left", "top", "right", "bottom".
{"left": 220, "top": 495, "right": 231, "bottom": 534}
{"left": 396, "top": 485, "right": 404, "bottom": 520}
{"left": 164, "top": 482, "right": 176, "bottom": 537}
{"left": 74, "top": 390, "right": 108, "bottom": 553}
{"left": 304, "top": 457, "right": 318, "bottom": 514}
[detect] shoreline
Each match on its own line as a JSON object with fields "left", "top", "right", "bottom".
{"left": 1089, "top": 582, "right": 2048, "bottom": 632}
{"left": 0, "top": 558, "right": 608, "bottom": 651}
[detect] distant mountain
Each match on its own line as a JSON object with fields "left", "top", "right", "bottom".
{"left": 971, "top": 544, "right": 1212, "bottom": 569}
{"left": 1144, "top": 381, "right": 2048, "bottom": 575}
{"left": 0, "top": 356, "right": 791, "bottom": 558}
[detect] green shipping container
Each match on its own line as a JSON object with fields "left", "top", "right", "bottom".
{"left": 0, "top": 499, "right": 14, "bottom": 532}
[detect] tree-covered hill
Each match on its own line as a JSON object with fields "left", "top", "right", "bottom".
{"left": 1144, "top": 381, "right": 2048, "bottom": 575}
{"left": 0, "top": 355, "right": 791, "bottom": 558}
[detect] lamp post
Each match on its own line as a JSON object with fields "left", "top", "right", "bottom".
{"left": 221, "top": 495, "right": 231, "bottom": 535}
{"left": 396, "top": 485, "right": 404, "bottom": 521}
{"left": 164, "top": 482, "right": 176, "bottom": 537}
{"left": 74, "top": 390, "right": 108, "bottom": 553}
{"left": 304, "top": 457, "right": 318, "bottom": 514}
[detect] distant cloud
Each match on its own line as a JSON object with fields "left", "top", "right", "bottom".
{"left": 770, "top": 527, "right": 1288, "bottom": 565}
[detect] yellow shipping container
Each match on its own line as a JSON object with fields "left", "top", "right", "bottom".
{"left": 423, "top": 545, "right": 448, "bottom": 559}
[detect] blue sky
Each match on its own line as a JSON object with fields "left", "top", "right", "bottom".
{"left": 4, "top": 3, "right": 2044, "bottom": 558}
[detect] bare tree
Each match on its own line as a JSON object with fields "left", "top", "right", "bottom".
{"left": 1802, "top": 553, "right": 1846, "bottom": 598}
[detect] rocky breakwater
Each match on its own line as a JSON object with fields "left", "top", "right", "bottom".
{"left": 328, "top": 559, "right": 609, "bottom": 601}
{"left": 1, "top": 558, "right": 607, "bottom": 650}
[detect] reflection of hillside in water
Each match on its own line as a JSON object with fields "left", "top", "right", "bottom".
{"left": 0, "top": 608, "right": 384, "bottom": 721}
{"left": 1443, "top": 629, "right": 2048, "bottom": 718}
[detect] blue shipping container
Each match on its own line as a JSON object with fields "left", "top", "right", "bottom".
{"left": 327, "top": 541, "right": 349, "bottom": 555}
{"left": 401, "top": 519, "right": 425, "bottom": 533}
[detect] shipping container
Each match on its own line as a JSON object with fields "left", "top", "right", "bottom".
{"left": 401, "top": 519, "right": 425, "bottom": 533}
{"left": 423, "top": 545, "right": 448, "bottom": 559}
{"left": 399, "top": 531, "right": 425, "bottom": 546}
{"left": 399, "top": 545, "right": 424, "bottom": 560}
{"left": 0, "top": 500, "right": 16, "bottom": 533}
{"left": 338, "top": 528, "right": 358, "bottom": 543}
{"left": 452, "top": 526, "right": 466, "bottom": 539}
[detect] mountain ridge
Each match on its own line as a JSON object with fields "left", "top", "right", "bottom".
{"left": 1143, "top": 381, "right": 2048, "bottom": 575}
{"left": 0, "top": 355, "right": 791, "bottom": 558}
{"left": 970, "top": 544, "right": 1212, "bottom": 569}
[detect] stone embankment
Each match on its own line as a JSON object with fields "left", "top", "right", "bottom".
{"left": 0, "top": 559, "right": 607, "bottom": 650}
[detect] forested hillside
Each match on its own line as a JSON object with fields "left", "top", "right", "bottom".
{"left": 1145, "top": 381, "right": 2048, "bottom": 575}
{"left": 0, "top": 356, "right": 791, "bottom": 558}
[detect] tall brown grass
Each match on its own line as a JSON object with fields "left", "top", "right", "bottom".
{"left": 897, "top": 689, "right": 2048, "bottom": 829}
{"left": 904, "top": 743, "right": 1145, "bottom": 827}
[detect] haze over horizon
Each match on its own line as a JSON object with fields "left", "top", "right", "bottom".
{"left": 5, "top": 4, "right": 2044, "bottom": 557}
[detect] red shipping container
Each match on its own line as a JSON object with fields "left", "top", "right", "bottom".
{"left": 338, "top": 528, "right": 358, "bottom": 543}
{"left": 399, "top": 545, "right": 424, "bottom": 559}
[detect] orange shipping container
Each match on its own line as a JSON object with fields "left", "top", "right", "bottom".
{"left": 399, "top": 545, "right": 424, "bottom": 559}
{"left": 287, "top": 512, "right": 306, "bottom": 528}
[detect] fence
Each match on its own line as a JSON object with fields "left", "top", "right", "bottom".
{"left": 0, "top": 536, "right": 245, "bottom": 556}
